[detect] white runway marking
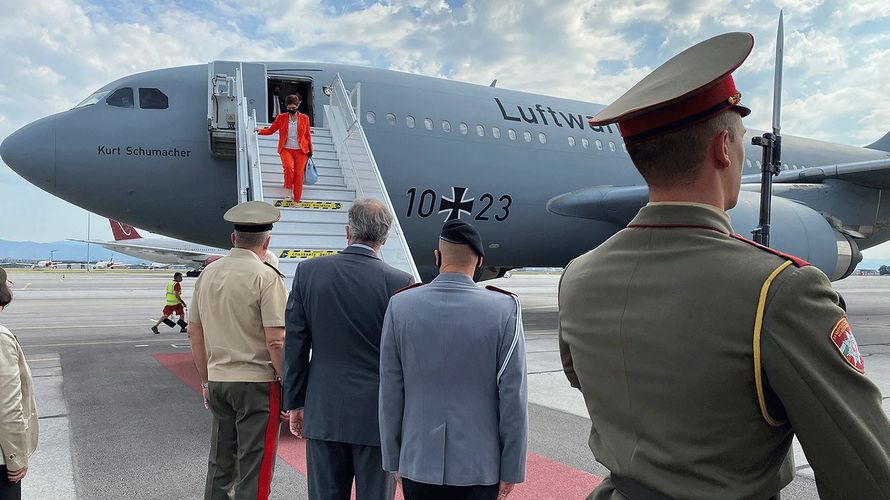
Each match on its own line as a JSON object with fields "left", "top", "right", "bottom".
{"left": 22, "top": 338, "right": 182, "bottom": 348}
{"left": 14, "top": 323, "right": 151, "bottom": 331}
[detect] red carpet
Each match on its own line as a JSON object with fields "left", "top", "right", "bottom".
{"left": 154, "top": 352, "right": 602, "bottom": 499}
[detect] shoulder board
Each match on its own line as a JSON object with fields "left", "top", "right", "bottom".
{"left": 485, "top": 285, "right": 516, "bottom": 296}
{"left": 264, "top": 262, "right": 286, "bottom": 278}
{"left": 730, "top": 233, "right": 811, "bottom": 267}
{"left": 393, "top": 282, "right": 424, "bottom": 295}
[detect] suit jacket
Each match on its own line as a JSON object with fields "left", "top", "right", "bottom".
{"left": 379, "top": 273, "right": 528, "bottom": 486}
{"left": 259, "top": 112, "right": 312, "bottom": 154}
{"left": 559, "top": 203, "right": 890, "bottom": 499}
{"left": 283, "top": 245, "right": 414, "bottom": 446}
{"left": 0, "top": 325, "right": 38, "bottom": 471}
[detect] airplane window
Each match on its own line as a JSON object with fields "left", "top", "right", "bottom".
{"left": 523, "top": 131, "right": 532, "bottom": 142}
{"left": 74, "top": 89, "right": 110, "bottom": 108}
{"left": 582, "top": 138, "right": 590, "bottom": 149}
{"left": 139, "top": 88, "right": 168, "bottom": 109}
{"left": 106, "top": 88, "right": 134, "bottom": 108}
{"left": 459, "top": 122, "right": 468, "bottom": 135}
{"left": 476, "top": 124, "right": 484, "bottom": 137}
{"left": 568, "top": 137, "right": 576, "bottom": 147}
{"left": 508, "top": 129, "right": 517, "bottom": 141}
{"left": 406, "top": 115, "right": 416, "bottom": 128}
{"left": 442, "top": 120, "right": 452, "bottom": 133}
{"left": 366, "top": 111, "right": 376, "bottom": 124}
{"left": 608, "top": 141, "right": 617, "bottom": 152}
{"left": 386, "top": 113, "right": 396, "bottom": 126}
{"left": 539, "top": 133, "right": 547, "bottom": 144}
{"left": 492, "top": 127, "right": 501, "bottom": 139}
{"left": 595, "top": 139, "right": 603, "bottom": 150}
{"left": 424, "top": 118, "right": 433, "bottom": 130}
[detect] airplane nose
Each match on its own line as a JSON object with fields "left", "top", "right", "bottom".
{"left": 0, "top": 115, "right": 56, "bottom": 191}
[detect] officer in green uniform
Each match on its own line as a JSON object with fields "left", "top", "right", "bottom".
{"left": 558, "top": 32, "right": 890, "bottom": 499}
{"left": 187, "top": 201, "right": 288, "bottom": 500}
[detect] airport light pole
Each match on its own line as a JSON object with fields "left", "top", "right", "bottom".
{"left": 86, "top": 212, "right": 91, "bottom": 270}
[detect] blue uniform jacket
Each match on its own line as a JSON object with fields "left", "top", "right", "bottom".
{"left": 379, "top": 272, "right": 528, "bottom": 486}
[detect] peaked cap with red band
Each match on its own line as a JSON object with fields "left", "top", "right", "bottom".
{"left": 589, "top": 32, "right": 754, "bottom": 143}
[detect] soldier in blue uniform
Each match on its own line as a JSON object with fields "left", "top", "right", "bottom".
{"left": 379, "top": 220, "right": 528, "bottom": 500}
{"left": 558, "top": 32, "right": 890, "bottom": 498}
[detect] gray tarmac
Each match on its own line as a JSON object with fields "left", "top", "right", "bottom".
{"left": 2, "top": 270, "right": 889, "bottom": 499}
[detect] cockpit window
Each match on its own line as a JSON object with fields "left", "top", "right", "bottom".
{"left": 106, "top": 88, "right": 134, "bottom": 108}
{"left": 139, "top": 88, "right": 168, "bottom": 109}
{"left": 74, "top": 90, "right": 110, "bottom": 109}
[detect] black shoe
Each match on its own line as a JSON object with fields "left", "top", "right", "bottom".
{"left": 151, "top": 326, "right": 160, "bottom": 335}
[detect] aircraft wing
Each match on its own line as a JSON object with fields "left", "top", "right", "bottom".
{"left": 548, "top": 157, "right": 890, "bottom": 225}
{"left": 67, "top": 239, "right": 215, "bottom": 264}
{"left": 761, "top": 158, "right": 890, "bottom": 188}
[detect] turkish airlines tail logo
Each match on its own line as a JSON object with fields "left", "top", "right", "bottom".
{"left": 110, "top": 219, "right": 142, "bottom": 241}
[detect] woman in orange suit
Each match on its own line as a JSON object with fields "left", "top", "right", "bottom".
{"left": 257, "top": 93, "right": 313, "bottom": 202}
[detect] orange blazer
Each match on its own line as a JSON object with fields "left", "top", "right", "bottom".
{"left": 259, "top": 112, "right": 312, "bottom": 154}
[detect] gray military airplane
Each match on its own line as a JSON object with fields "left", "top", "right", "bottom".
{"left": 2, "top": 61, "right": 889, "bottom": 281}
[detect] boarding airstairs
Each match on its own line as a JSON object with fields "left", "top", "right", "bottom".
{"left": 209, "top": 64, "right": 419, "bottom": 285}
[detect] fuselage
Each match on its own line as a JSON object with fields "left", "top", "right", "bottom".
{"left": 2, "top": 62, "right": 889, "bottom": 273}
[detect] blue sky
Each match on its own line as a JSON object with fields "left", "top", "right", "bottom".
{"left": 1, "top": 0, "right": 889, "bottom": 256}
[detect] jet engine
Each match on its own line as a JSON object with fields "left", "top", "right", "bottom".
{"left": 729, "top": 191, "right": 861, "bottom": 281}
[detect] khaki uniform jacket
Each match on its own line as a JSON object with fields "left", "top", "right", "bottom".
{"left": 0, "top": 325, "right": 38, "bottom": 471}
{"left": 191, "top": 248, "right": 288, "bottom": 382}
{"left": 559, "top": 203, "right": 890, "bottom": 499}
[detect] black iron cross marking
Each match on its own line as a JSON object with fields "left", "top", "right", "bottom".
{"left": 439, "top": 187, "right": 475, "bottom": 221}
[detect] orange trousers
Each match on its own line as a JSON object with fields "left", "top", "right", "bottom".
{"left": 279, "top": 148, "right": 308, "bottom": 201}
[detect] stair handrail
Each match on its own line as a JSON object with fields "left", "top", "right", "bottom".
{"left": 234, "top": 66, "right": 250, "bottom": 203}
{"left": 233, "top": 65, "right": 264, "bottom": 202}
{"left": 328, "top": 73, "right": 420, "bottom": 281}
{"left": 246, "top": 108, "right": 264, "bottom": 201}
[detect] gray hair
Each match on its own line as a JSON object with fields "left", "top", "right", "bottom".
{"left": 234, "top": 230, "right": 270, "bottom": 248}
{"left": 348, "top": 198, "right": 393, "bottom": 245}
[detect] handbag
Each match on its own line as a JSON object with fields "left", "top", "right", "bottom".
{"left": 304, "top": 157, "right": 319, "bottom": 185}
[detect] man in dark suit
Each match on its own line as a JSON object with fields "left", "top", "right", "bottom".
{"left": 283, "top": 198, "right": 415, "bottom": 500}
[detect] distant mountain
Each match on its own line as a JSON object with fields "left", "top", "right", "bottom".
{"left": 0, "top": 240, "right": 145, "bottom": 264}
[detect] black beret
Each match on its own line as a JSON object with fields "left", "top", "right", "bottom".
{"left": 440, "top": 220, "right": 484, "bottom": 258}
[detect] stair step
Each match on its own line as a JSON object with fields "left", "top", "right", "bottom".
{"left": 270, "top": 233, "right": 350, "bottom": 248}
{"left": 273, "top": 220, "right": 349, "bottom": 236}
{"left": 262, "top": 175, "right": 346, "bottom": 188}
{"left": 266, "top": 199, "right": 352, "bottom": 212}
{"left": 258, "top": 148, "right": 337, "bottom": 159}
{"left": 262, "top": 186, "right": 356, "bottom": 202}
{"left": 278, "top": 209, "right": 349, "bottom": 224}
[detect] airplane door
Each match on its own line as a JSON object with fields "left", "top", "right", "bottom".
{"left": 209, "top": 61, "right": 268, "bottom": 122}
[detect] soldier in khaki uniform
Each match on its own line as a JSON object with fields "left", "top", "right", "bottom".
{"left": 187, "top": 201, "right": 288, "bottom": 500}
{"left": 558, "top": 33, "right": 890, "bottom": 499}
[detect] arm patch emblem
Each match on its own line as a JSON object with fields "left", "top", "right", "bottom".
{"left": 830, "top": 317, "right": 865, "bottom": 374}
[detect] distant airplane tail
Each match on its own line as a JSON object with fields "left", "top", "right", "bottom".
{"left": 110, "top": 219, "right": 141, "bottom": 241}
{"left": 866, "top": 130, "right": 890, "bottom": 152}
